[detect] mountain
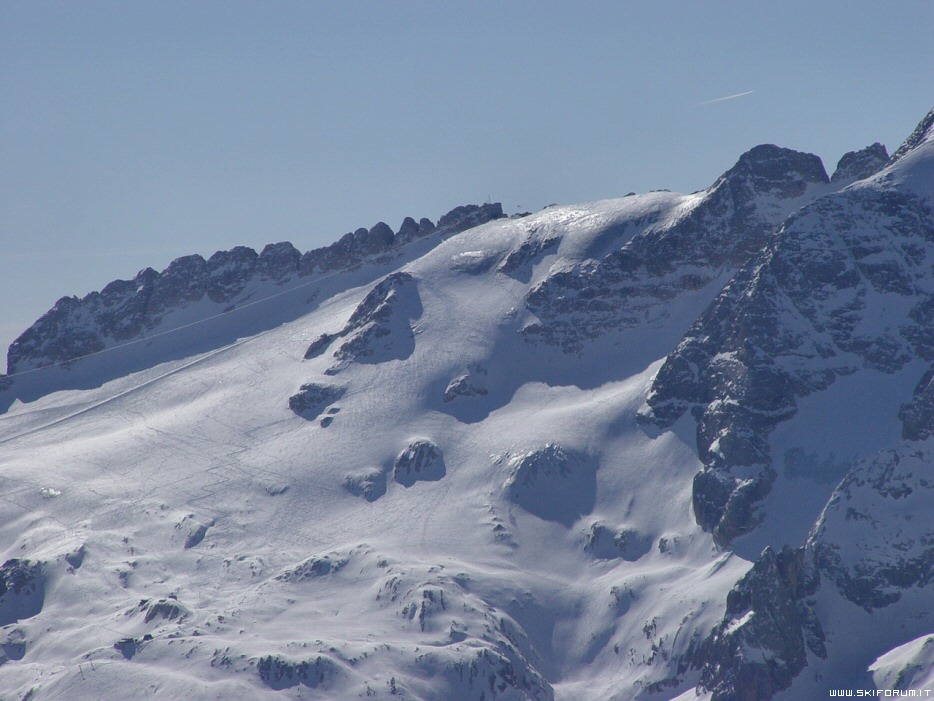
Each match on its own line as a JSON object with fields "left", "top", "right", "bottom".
{"left": 0, "top": 110, "right": 931, "bottom": 701}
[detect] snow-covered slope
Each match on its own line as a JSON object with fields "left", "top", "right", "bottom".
{"left": 0, "top": 110, "right": 931, "bottom": 701}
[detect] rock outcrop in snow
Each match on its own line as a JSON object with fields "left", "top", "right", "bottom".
{"left": 6, "top": 203, "right": 504, "bottom": 374}
{"left": 641, "top": 114, "right": 934, "bottom": 544}
{"left": 523, "top": 145, "right": 834, "bottom": 353}
{"left": 2, "top": 109, "right": 934, "bottom": 701}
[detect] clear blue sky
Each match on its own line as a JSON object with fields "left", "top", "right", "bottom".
{"left": 2, "top": 1, "right": 932, "bottom": 358}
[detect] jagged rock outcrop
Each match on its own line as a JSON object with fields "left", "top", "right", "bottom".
{"left": 583, "top": 522, "right": 652, "bottom": 561}
{"left": 393, "top": 439, "right": 445, "bottom": 487}
{"left": 443, "top": 366, "right": 489, "bottom": 402}
{"left": 497, "top": 233, "right": 560, "bottom": 280}
{"left": 6, "top": 203, "right": 504, "bottom": 374}
{"left": 0, "top": 628, "right": 26, "bottom": 665}
{"left": 136, "top": 597, "right": 187, "bottom": 624}
{"left": 326, "top": 271, "right": 423, "bottom": 371}
{"left": 890, "top": 107, "right": 934, "bottom": 163}
{"left": 690, "top": 546, "right": 825, "bottom": 701}
{"left": 524, "top": 145, "right": 832, "bottom": 352}
{"left": 830, "top": 142, "right": 889, "bottom": 183}
{"left": 258, "top": 654, "right": 343, "bottom": 691}
{"left": 641, "top": 112, "right": 934, "bottom": 543}
{"left": 808, "top": 446, "right": 934, "bottom": 611}
{"left": 437, "top": 203, "right": 504, "bottom": 233}
{"left": 288, "top": 382, "right": 345, "bottom": 419}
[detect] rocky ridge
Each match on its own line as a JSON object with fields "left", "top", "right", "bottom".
{"left": 640, "top": 117, "right": 933, "bottom": 545}
{"left": 6, "top": 203, "right": 504, "bottom": 374}
{"left": 523, "top": 145, "right": 837, "bottom": 353}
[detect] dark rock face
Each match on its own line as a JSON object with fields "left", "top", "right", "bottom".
{"left": 6, "top": 203, "right": 496, "bottom": 374}
{"left": 288, "top": 383, "right": 345, "bottom": 419}
{"left": 524, "top": 145, "right": 831, "bottom": 353}
{"left": 808, "top": 446, "right": 934, "bottom": 612}
{"left": 890, "top": 107, "right": 934, "bottom": 163}
{"left": 583, "top": 522, "right": 651, "bottom": 561}
{"left": 303, "top": 332, "right": 337, "bottom": 359}
{"left": 137, "top": 597, "right": 187, "bottom": 624}
{"left": 206, "top": 246, "right": 258, "bottom": 302}
{"left": 393, "top": 439, "right": 445, "bottom": 487}
{"left": 257, "top": 242, "right": 301, "bottom": 282}
{"left": 258, "top": 654, "right": 342, "bottom": 690}
{"left": 301, "top": 272, "right": 425, "bottom": 373}
{"left": 328, "top": 272, "right": 423, "bottom": 370}
{"left": 642, "top": 182, "right": 934, "bottom": 543}
{"left": 497, "top": 234, "right": 560, "bottom": 280}
{"left": 436, "top": 203, "right": 504, "bottom": 233}
{"left": 183, "top": 523, "right": 209, "bottom": 549}
{"left": 691, "top": 546, "right": 825, "bottom": 701}
{"left": 831, "top": 142, "right": 889, "bottom": 183}
{"left": 443, "top": 367, "right": 489, "bottom": 402}
{"left": 0, "top": 559, "right": 45, "bottom": 627}
{"left": 114, "top": 634, "right": 152, "bottom": 660}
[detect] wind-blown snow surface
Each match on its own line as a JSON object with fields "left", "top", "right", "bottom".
{"left": 0, "top": 111, "right": 932, "bottom": 700}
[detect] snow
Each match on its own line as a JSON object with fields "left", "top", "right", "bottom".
{"left": 0, "top": 199, "right": 747, "bottom": 700}
{"left": 2, "top": 112, "right": 933, "bottom": 699}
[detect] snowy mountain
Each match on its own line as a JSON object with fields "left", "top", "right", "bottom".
{"left": 0, "top": 109, "right": 931, "bottom": 701}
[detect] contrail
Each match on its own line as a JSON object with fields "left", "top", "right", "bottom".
{"left": 698, "top": 90, "right": 754, "bottom": 106}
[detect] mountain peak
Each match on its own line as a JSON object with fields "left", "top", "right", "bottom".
{"left": 830, "top": 142, "right": 889, "bottom": 183}
{"left": 889, "top": 107, "right": 934, "bottom": 163}
{"left": 716, "top": 143, "right": 829, "bottom": 198}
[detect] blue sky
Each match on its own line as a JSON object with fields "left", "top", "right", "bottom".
{"left": 2, "top": 1, "right": 933, "bottom": 359}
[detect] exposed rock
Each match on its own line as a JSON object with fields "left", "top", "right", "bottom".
{"left": 342, "top": 469, "right": 387, "bottom": 502}
{"left": 443, "top": 367, "right": 489, "bottom": 402}
{"left": 64, "top": 545, "right": 86, "bottom": 570}
{"left": 497, "top": 234, "right": 560, "bottom": 279}
{"left": 393, "top": 439, "right": 445, "bottom": 487}
{"left": 288, "top": 382, "right": 345, "bottom": 419}
{"left": 0, "top": 559, "right": 44, "bottom": 627}
{"left": 524, "top": 145, "right": 831, "bottom": 353}
{"left": 394, "top": 215, "right": 437, "bottom": 244}
{"left": 114, "top": 634, "right": 152, "bottom": 660}
{"left": 690, "top": 546, "right": 824, "bottom": 701}
{"left": 808, "top": 446, "right": 934, "bottom": 611}
{"left": 257, "top": 241, "right": 300, "bottom": 282}
{"left": 6, "top": 203, "right": 487, "bottom": 374}
{"left": 396, "top": 216, "right": 421, "bottom": 243}
{"left": 417, "top": 645, "right": 554, "bottom": 701}
{"left": 889, "top": 107, "right": 934, "bottom": 163}
{"left": 329, "top": 272, "right": 422, "bottom": 370}
{"left": 277, "top": 551, "right": 353, "bottom": 581}
{"left": 137, "top": 597, "right": 187, "bottom": 624}
{"left": 0, "top": 628, "right": 26, "bottom": 665}
{"left": 502, "top": 445, "right": 596, "bottom": 527}
{"left": 642, "top": 169, "right": 934, "bottom": 542}
{"left": 258, "top": 654, "right": 343, "bottom": 691}
{"left": 184, "top": 523, "right": 209, "bottom": 549}
{"left": 870, "top": 635, "right": 934, "bottom": 692}
{"left": 831, "top": 142, "right": 889, "bottom": 183}
{"left": 205, "top": 246, "right": 258, "bottom": 302}
{"left": 583, "top": 522, "right": 652, "bottom": 561}
{"left": 436, "top": 203, "right": 505, "bottom": 233}
{"left": 303, "top": 332, "right": 337, "bottom": 359}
